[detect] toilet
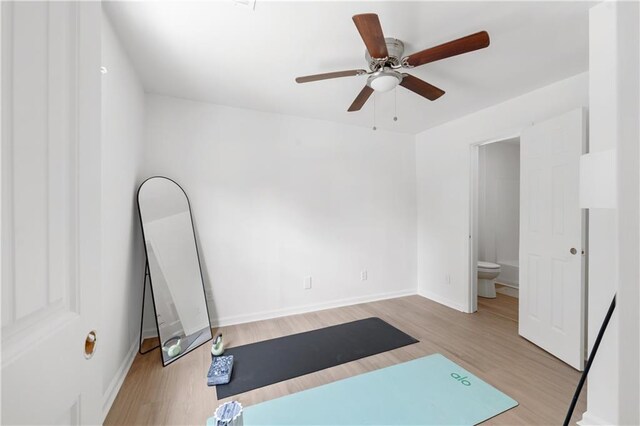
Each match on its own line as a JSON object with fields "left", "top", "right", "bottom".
{"left": 477, "top": 261, "right": 501, "bottom": 298}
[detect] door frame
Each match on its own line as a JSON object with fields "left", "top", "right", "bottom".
{"left": 468, "top": 132, "right": 521, "bottom": 313}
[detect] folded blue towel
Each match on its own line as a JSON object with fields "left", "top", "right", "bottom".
{"left": 208, "top": 355, "right": 234, "bottom": 386}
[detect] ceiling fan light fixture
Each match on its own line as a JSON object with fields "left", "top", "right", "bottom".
{"left": 368, "top": 70, "right": 402, "bottom": 92}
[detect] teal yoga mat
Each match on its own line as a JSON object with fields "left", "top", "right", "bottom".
{"left": 208, "top": 354, "right": 517, "bottom": 425}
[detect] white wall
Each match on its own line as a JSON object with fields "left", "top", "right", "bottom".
{"left": 585, "top": 2, "right": 640, "bottom": 425}
{"left": 478, "top": 141, "right": 520, "bottom": 270}
{"left": 415, "top": 72, "right": 588, "bottom": 311}
{"left": 614, "top": 2, "right": 640, "bottom": 424}
{"left": 581, "top": 4, "right": 620, "bottom": 425}
{"left": 143, "top": 94, "right": 417, "bottom": 326}
{"left": 100, "top": 13, "right": 146, "bottom": 420}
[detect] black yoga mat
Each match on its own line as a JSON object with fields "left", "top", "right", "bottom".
{"left": 215, "top": 317, "right": 418, "bottom": 399}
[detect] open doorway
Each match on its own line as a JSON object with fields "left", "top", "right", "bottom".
{"left": 468, "top": 109, "right": 587, "bottom": 370}
{"left": 469, "top": 136, "right": 520, "bottom": 321}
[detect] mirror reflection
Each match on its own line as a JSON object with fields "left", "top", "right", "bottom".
{"left": 138, "top": 177, "right": 212, "bottom": 365}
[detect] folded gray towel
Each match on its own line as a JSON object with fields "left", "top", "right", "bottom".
{"left": 208, "top": 355, "right": 234, "bottom": 386}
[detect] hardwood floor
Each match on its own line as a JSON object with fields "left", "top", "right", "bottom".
{"left": 105, "top": 295, "right": 586, "bottom": 425}
{"left": 478, "top": 292, "right": 519, "bottom": 322}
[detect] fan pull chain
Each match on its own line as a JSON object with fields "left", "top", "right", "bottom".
{"left": 394, "top": 88, "right": 398, "bottom": 122}
{"left": 372, "top": 93, "right": 377, "bottom": 131}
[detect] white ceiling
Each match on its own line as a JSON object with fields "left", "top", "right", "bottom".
{"left": 104, "top": 1, "right": 592, "bottom": 135}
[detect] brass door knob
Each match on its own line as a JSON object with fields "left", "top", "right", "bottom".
{"left": 84, "top": 330, "right": 97, "bottom": 359}
{"left": 570, "top": 248, "right": 578, "bottom": 255}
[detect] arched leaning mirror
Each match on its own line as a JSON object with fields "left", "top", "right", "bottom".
{"left": 137, "top": 177, "right": 212, "bottom": 366}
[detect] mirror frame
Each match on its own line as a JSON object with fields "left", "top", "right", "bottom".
{"left": 137, "top": 176, "right": 213, "bottom": 366}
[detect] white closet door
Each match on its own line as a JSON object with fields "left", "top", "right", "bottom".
{"left": 519, "top": 108, "right": 586, "bottom": 370}
{"left": 1, "top": 2, "right": 103, "bottom": 424}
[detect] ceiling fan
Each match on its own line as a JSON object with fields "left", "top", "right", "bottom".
{"left": 295, "top": 13, "right": 490, "bottom": 112}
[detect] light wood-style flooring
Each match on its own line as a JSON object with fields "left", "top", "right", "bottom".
{"left": 105, "top": 294, "right": 585, "bottom": 425}
{"left": 479, "top": 290, "right": 519, "bottom": 322}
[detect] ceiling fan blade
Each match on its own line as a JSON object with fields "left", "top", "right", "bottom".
{"left": 352, "top": 13, "right": 389, "bottom": 59}
{"left": 348, "top": 85, "right": 374, "bottom": 112}
{"left": 295, "top": 69, "right": 367, "bottom": 83}
{"left": 399, "top": 74, "right": 445, "bottom": 101}
{"left": 403, "top": 31, "right": 490, "bottom": 68}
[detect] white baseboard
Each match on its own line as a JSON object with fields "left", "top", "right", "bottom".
{"left": 496, "top": 286, "right": 519, "bottom": 298}
{"left": 417, "top": 289, "right": 468, "bottom": 313}
{"left": 211, "top": 289, "right": 417, "bottom": 328}
{"left": 495, "top": 280, "right": 519, "bottom": 289}
{"left": 577, "top": 411, "right": 614, "bottom": 425}
{"left": 101, "top": 340, "right": 138, "bottom": 423}
{"left": 142, "top": 327, "right": 158, "bottom": 339}
{"left": 139, "top": 289, "right": 417, "bottom": 338}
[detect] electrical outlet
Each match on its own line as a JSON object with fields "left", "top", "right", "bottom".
{"left": 361, "top": 270, "right": 368, "bottom": 281}
{"left": 304, "top": 276, "right": 312, "bottom": 290}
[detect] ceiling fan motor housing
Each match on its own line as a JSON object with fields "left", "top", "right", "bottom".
{"left": 365, "top": 37, "right": 405, "bottom": 70}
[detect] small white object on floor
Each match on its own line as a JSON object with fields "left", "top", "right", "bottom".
{"left": 213, "top": 401, "right": 243, "bottom": 426}
{"left": 211, "top": 333, "right": 224, "bottom": 356}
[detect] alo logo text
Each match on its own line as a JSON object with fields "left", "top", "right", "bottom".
{"left": 450, "top": 372, "right": 471, "bottom": 386}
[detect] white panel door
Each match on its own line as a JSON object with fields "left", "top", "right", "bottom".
{"left": 1, "top": 2, "right": 103, "bottom": 424}
{"left": 519, "top": 108, "right": 586, "bottom": 370}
